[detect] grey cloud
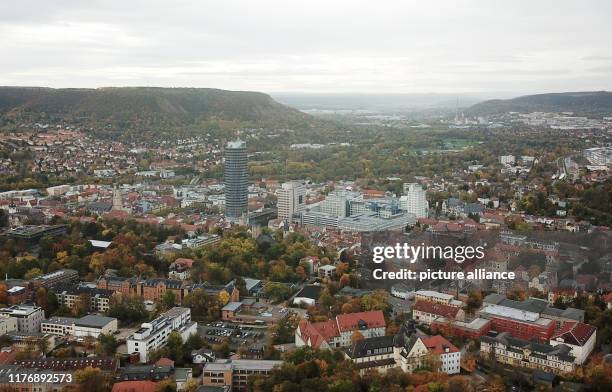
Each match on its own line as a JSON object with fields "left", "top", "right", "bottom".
{"left": 0, "top": 0, "right": 611, "bottom": 94}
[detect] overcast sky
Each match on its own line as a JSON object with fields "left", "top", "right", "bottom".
{"left": 1, "top": 0, "right": 611, "bottom": 97}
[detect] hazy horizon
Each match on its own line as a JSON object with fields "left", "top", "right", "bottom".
{"left": 1, "top": 1, "right": 612, "bottom": 95}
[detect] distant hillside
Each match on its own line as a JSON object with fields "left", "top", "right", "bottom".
{"left": 468, "top": 91, "right": 612, "bottom": 117}
{"left": 0, "top": 86, "right": 314, "bottom": 132}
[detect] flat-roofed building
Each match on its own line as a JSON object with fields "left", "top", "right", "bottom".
{"left": 0, "top": 304, "right": 44, "bottom": 333}
{"left": 431, "top": 317, "right": 491, "bottom": 339}
{"left": 73, "top": 315, "right": 118, "bottom": 338}
{"left": 224, "top": 140, "right": 249, "bottom": 223}
{"left": 41, "top": 317, "right": 76, "bottom": 336}
{"left": 277, "top": 181, "right": 306, "bottom": 220}
{"left": 415, "top": 290, "right": 463, "bottom": 307}
{"left": 400, "top": 183, "right": 429, "bottom": 219}
{"left": 479, "top": 304, "right": 555, "bottom": 343}
{"left": 41, "top": 315, "right": 117, "bottom": 338}
{"left": 127, "top": 307, "right": 196, "bottom": 363}
{"left": 202, "top": 359, "right": 282, "bottom": 392}
{"left": 6, "top": 286, "right": 28, "bottom": 305}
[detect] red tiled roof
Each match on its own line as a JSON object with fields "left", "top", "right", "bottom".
{"left": 552, "top": 321, "right": 596, "bottom": 346}
{"left": 0, "top": 350, "right": 17, "bottom": 365}
{"left": 362, "top": 189, "right": 385, "bottom": 198}
{"left": 298, "top": 319, "right": 339, "bottom": 349}
{"left": 173, "top": 258, "right": 194, "bottom": 268}
{"left": 155, "top": 357, "right": 174, "bottom": 367}
{"left": 336, "top": 310, "right": 386, "bottom": 333}
{"left": 418, "top": 218, "right": 438, "bottom": 226}
{"left": 112, "top": 381, "right": 157, "bottom": 392}
{"left": 413, "top": 300, "right": 461, "bottom": 319}
{"left": 298, "top": 310, "right": 386, "bottom": 348}
{"left": 12, "top": 357, "right": 117, "bottom": 371}
{"left": 422, "top": 335, "right": 459, "bottom": 354}
{"left": 181, "top": 224, "right": 198, "bottom": 232}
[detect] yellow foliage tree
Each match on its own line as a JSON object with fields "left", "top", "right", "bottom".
{"left": 218, "top": 290, "right": 230, "bottom": 306}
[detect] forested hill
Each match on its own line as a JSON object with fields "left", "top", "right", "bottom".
{"left": 0, "top": 86, "right": 316, "bottom": 132}
{"left": 468, "top": 91, "right": 612, "bottom": 117}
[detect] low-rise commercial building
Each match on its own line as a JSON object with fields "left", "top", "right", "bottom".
{"left": 41, "top": 317, "right": 75, "bottom": 336}
{"left": 202, "top": 359, "right": 282, "bottom": 392}
{"left": 74, "top": 315, "right": 118, "bottom": 338}
{"left": 41, "top": 315, "right": 117, "bottom": 338}
{"left": 414, "top": 290, "right": 463, "bottom": 307}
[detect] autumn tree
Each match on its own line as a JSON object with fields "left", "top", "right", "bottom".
{"left": 218, "top": 290, "right": 230, "bottom": 306}
{"left": 74, "top": 366, "right": 110, "bottom": 392}
{"left": 0, "top": 284, "right": 8, "bottom": 305}
{"left": 351, "top": 331, "right": 364, "bottom": 344}
{"left": 24, "top": 267, "right": 43, "bottom": 280}
{"left": 96, "top": 333, "right": 117, "bottom": 356}
{"left": 465, "top": 291, "right": 482, "bottom": 314}
{"left": 361, "top": 290, "right": 391, "bottom": 316}
{"left": 162, "top": 290, "right": 176, "bottom": 309}
{"left": 155, "top": 378, "right": 177, "bottom": 392}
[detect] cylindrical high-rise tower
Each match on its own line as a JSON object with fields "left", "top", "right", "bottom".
{"left": 224, "top": 140, "right": 248, "bottom": 221}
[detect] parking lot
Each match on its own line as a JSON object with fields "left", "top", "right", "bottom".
{"left": 197, "top": 322, "right": 267, "bottom": 347}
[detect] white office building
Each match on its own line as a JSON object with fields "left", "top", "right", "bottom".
{"left": 277, "top": 182, "right": 306, "bottom": 220}
{"left": 499, "top": 155, "right": 516, "bottom": 165}
{"left": 127, "top": 307, "right": 197, "bottom": 363}
{"left": 400, "top": 183, "right": 429, "bottom": 219}
{"left": 301, "top": 189, "right": 415, "bottom": 232}
{"left": 583, "top": 147, "right": 612, "bottom": 166}
{"left": 319, "top": 190, "right": 360, "bottom": 217}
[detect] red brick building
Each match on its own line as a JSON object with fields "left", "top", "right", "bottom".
{"left": 487, "top": 314, "right": 555, "bottom": 342}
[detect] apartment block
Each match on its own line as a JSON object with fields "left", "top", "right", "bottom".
{"left": 0, "top": 305, "right": 44, "bottom": 333}
{"left": 127, "top": 307, "right": 197, "bottom": 363}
